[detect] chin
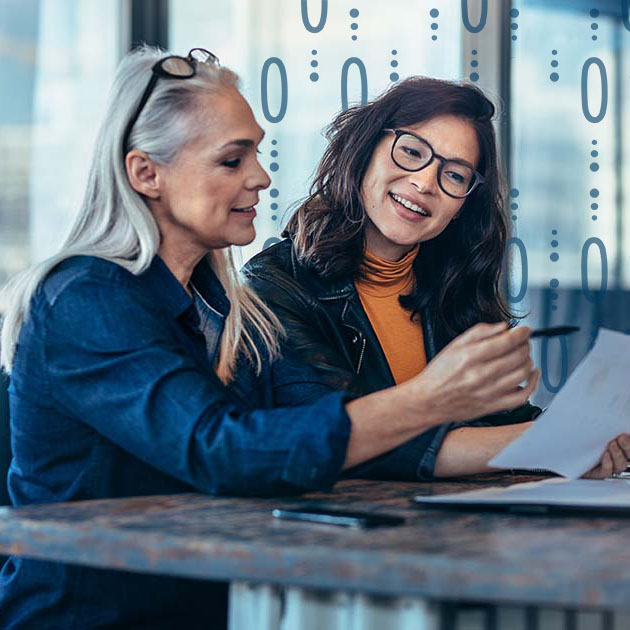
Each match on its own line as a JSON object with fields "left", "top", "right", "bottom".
{"left": 229, "top": 230, "right": 256, "bottom": 247}
{"left": 381, "top": 225, "right": 424, "bottom": 248}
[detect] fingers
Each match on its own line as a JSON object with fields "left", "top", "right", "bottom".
{"left": 486, "top": 360, "right": 535, "bottom": 395}
{"left": 584, "top": 435, "right": 630, "bottom": 480}
{"left": 600, "top": 452, "right": 614, "bottom": 478}
{"left": 583, "top": 451, "right": 613, "bottom": 480}
{"left": 608, "top": 437, "right": 629, "bottom": 474}
{"left": 482, "top": 345, "right": 532, "bottom": 384}
{"left": 490, "top": 369, "right": 540, "bottom": 412}
{"left": 615, "top": 433, "right": 630, "bottom": 460}
{"left": 448, "top": 324, "right": 532, "bottom": 372}
{"left": 458, "top": 321, "right": 509, "bottom": 345}
{"left": 466, "top": 327, "right": 532, "bottom": 365}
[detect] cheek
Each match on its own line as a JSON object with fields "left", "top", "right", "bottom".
{"left": 361, "top": 169, "right": 398, "bottom": 212}
{"left": 429, "top": 201, "right": 464, "bottom": 236}
{"left": 440, "top": 197, "right": 466, "bottom": 221}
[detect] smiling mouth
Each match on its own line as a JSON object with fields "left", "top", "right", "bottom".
{"left": 231, "top": 206, "right": 255, "bottom": 213}
{"left": 389, "top": 193, "right": 431, "bottom": 217}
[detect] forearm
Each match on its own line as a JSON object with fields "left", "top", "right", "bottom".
{"left": 344, "top": 381, "right": 442, "bottom": 470}
{"left": 433, "top": 422, "right": 533, "bottom": 477}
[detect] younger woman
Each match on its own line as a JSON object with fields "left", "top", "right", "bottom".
{"left": 245, "top": 77, "right": 630, "bottom": 480}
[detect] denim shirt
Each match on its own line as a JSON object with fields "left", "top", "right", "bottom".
{"left": 1, "top": 254, "right": 350, "bottom": 629}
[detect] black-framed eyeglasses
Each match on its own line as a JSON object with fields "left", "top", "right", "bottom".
{"left": 384, "top": 128, "right": 485, "bottom": 199}
{"left": 122, "top": 48, "right": 220, "bottom": 157}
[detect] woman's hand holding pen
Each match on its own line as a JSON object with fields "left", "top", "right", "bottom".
{"left": 411, "top": 322, "right": 539, "bottom": 425}
{"left": 344, "top": 321, "right": 537, "bottom": 469}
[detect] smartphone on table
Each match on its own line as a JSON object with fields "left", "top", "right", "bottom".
{"left": 272, "top": 505, "right": 406, "bottom": 529}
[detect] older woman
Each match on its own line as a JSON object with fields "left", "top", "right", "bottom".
{"left": 245, "top": 77, "right": 630, "bottom": 481}
{"left": 0, "top": 48, "right": 546, "bottom": 629}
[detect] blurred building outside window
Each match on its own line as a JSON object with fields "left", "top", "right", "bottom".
{"left": 0, "top": 0, "right": 120, "bottom": 303}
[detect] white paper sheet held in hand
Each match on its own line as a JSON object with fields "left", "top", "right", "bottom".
{"left": 489, "top": 329, "right": 630, "bottom": 478}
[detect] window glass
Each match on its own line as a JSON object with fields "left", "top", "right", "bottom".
{"left": 169, "top": 0, "right": 463, "bottom": 263}
{"left": 0, "top": 0, "right": 120, "bottom": 291}
{"left": 510, "top": 3, "right": 623, "bottom": 289}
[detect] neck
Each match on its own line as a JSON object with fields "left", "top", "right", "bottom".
{"left": 364, "top": 221, "right": 418, "bottom": 262}
{"left": 158, "top": 237, "right": 207, "bottom": 295}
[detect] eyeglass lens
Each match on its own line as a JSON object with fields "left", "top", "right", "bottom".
{"left": 189, "top": 48, "right": 216, "bottom": 64}
{"left": 392, "top": 133, "right": 475, "bottom": 197}
{"left": 160, "top": 57, "right": 195, "bottom": 76}
{"left": 160, "top": 49, "right": 217, "bottom": 77}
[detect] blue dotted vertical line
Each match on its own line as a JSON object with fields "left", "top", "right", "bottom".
{"left": 269, "top": 140, "right": 279, "bottom": 224}
{"left": 390, "top": 50, "right": 399, "bottom": 82}
{"left": 550, "top": 277, "right": 559, "bottom": 313}
{"left": 470, "top": 49, "right": 479, "bottom": 82}
{"left": 510, "top": 8, "right": 519, "bottom": 41}
{"left": 309, "top": 49, "right": 319, "bottom": 82}
{"left": 590, "top": 177, "right": 600, "bottom": 224}
{"left": 509, "top": 188, "right": 519, "bottom": 222}
{"left": 591, "top": 139, "right": 599, "bottom": 221}
{"left": 550, "top": 230, "right": 559, "bottom": 311}
{"left": 430, "top": 8, "right": 439, "bottom": 40}
{"left": 269, "top": 139, "right": 279, "bottom": 223}
{"left": 350, "top": 8, "right": 359, "bottom": 40}
{"left": 550, "top": 50, "right": 559, "bottom": 82}
{"left": 591, "top": 8, "right": 599, "bottom": 41}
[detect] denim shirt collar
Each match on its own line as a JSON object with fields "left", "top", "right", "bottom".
{"left": 141, "top": 255, "right": 230, "bottom": 320}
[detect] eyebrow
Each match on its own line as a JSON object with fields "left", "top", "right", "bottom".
{"left": 445, "top": 156, "right": 476, "bottom": 170}
{"left": 219, "top": 130, "right": 265, "bottom": 151}
{"left": 399, "top": 129, "right": 476, "bottom": 169}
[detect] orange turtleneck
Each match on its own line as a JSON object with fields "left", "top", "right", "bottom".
{"left": 354, "top": 246, "right": 427, "bottom": 385}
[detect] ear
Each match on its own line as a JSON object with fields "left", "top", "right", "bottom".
{"left": 125, "top": 150, "right": 161, "bottom": 199}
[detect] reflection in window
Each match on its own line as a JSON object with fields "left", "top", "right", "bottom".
{"left": 0, "top": 0, "right": 119, "bottom": 295}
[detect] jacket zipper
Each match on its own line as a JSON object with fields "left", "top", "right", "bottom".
{"left": 356, "top": 337, "right": 366, "bottom": 375}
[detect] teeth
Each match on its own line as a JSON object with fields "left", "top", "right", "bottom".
{"left": 232, "top": 206, "right": 253, "bottom": 212}
{"left": 390, "top": 193, "right": 429, "bottom": 216}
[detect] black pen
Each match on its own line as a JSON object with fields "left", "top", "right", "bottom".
{"left": 530, "top": 326, "right": 580, "bottom": 338}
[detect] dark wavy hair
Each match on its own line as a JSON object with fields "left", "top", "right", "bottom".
{"left": 284, "top": 76, "right": 514, "bottom": 340}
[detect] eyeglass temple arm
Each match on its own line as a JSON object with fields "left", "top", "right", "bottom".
{"left": 122, "top": 72, "right": 160, "bottom": 156}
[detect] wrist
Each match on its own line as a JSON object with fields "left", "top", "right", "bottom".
{"left": 395, "top": 376, "right": 446, "bottom": 431}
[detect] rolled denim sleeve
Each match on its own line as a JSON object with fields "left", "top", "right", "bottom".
{"left": 43, "top": 274, "right": 351, "bottom": 496}
{"left": 271, "top": 349, "right": 448, "bottom": 482}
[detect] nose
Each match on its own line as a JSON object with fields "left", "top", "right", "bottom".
{"left": 408, "top": 159, "right": 439, "bottom": 195}
{"left": 248, "top": 158, "right": 271, "bottom": 191}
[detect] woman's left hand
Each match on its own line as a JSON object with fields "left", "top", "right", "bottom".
{"left": 582, "top": 433, "right": 630, "bottom": 479}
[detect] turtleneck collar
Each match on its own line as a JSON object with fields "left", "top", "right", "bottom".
{"left": 356, "top": 245, "right": 419, "bottom": 297}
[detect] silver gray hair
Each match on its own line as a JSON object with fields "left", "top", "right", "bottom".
{"left": 1, "top": 45, "right": 282, "bottom": 381}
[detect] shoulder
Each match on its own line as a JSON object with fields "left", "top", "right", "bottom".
{"left": 41, "top": 255, "right": 137, "bottom": 308}
{"left": 242, "top": 239, "right": 307, "bottom": 306}
{"left": 36, "top": 256, "right": 170, "bottom": 350}
{"left": 242, "top": 238, "right": 293, "bottom": 279}
{"left": 243, "top": 239, "right": 357, "bottom": 315}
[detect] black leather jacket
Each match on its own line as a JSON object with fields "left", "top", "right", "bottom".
{"left": 244, "top": 238, "right": 541, "bottom": 480}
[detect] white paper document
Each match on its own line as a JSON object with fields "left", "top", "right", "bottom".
{"left": 489, "top": 329, "right": 630, "bottom": 478}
